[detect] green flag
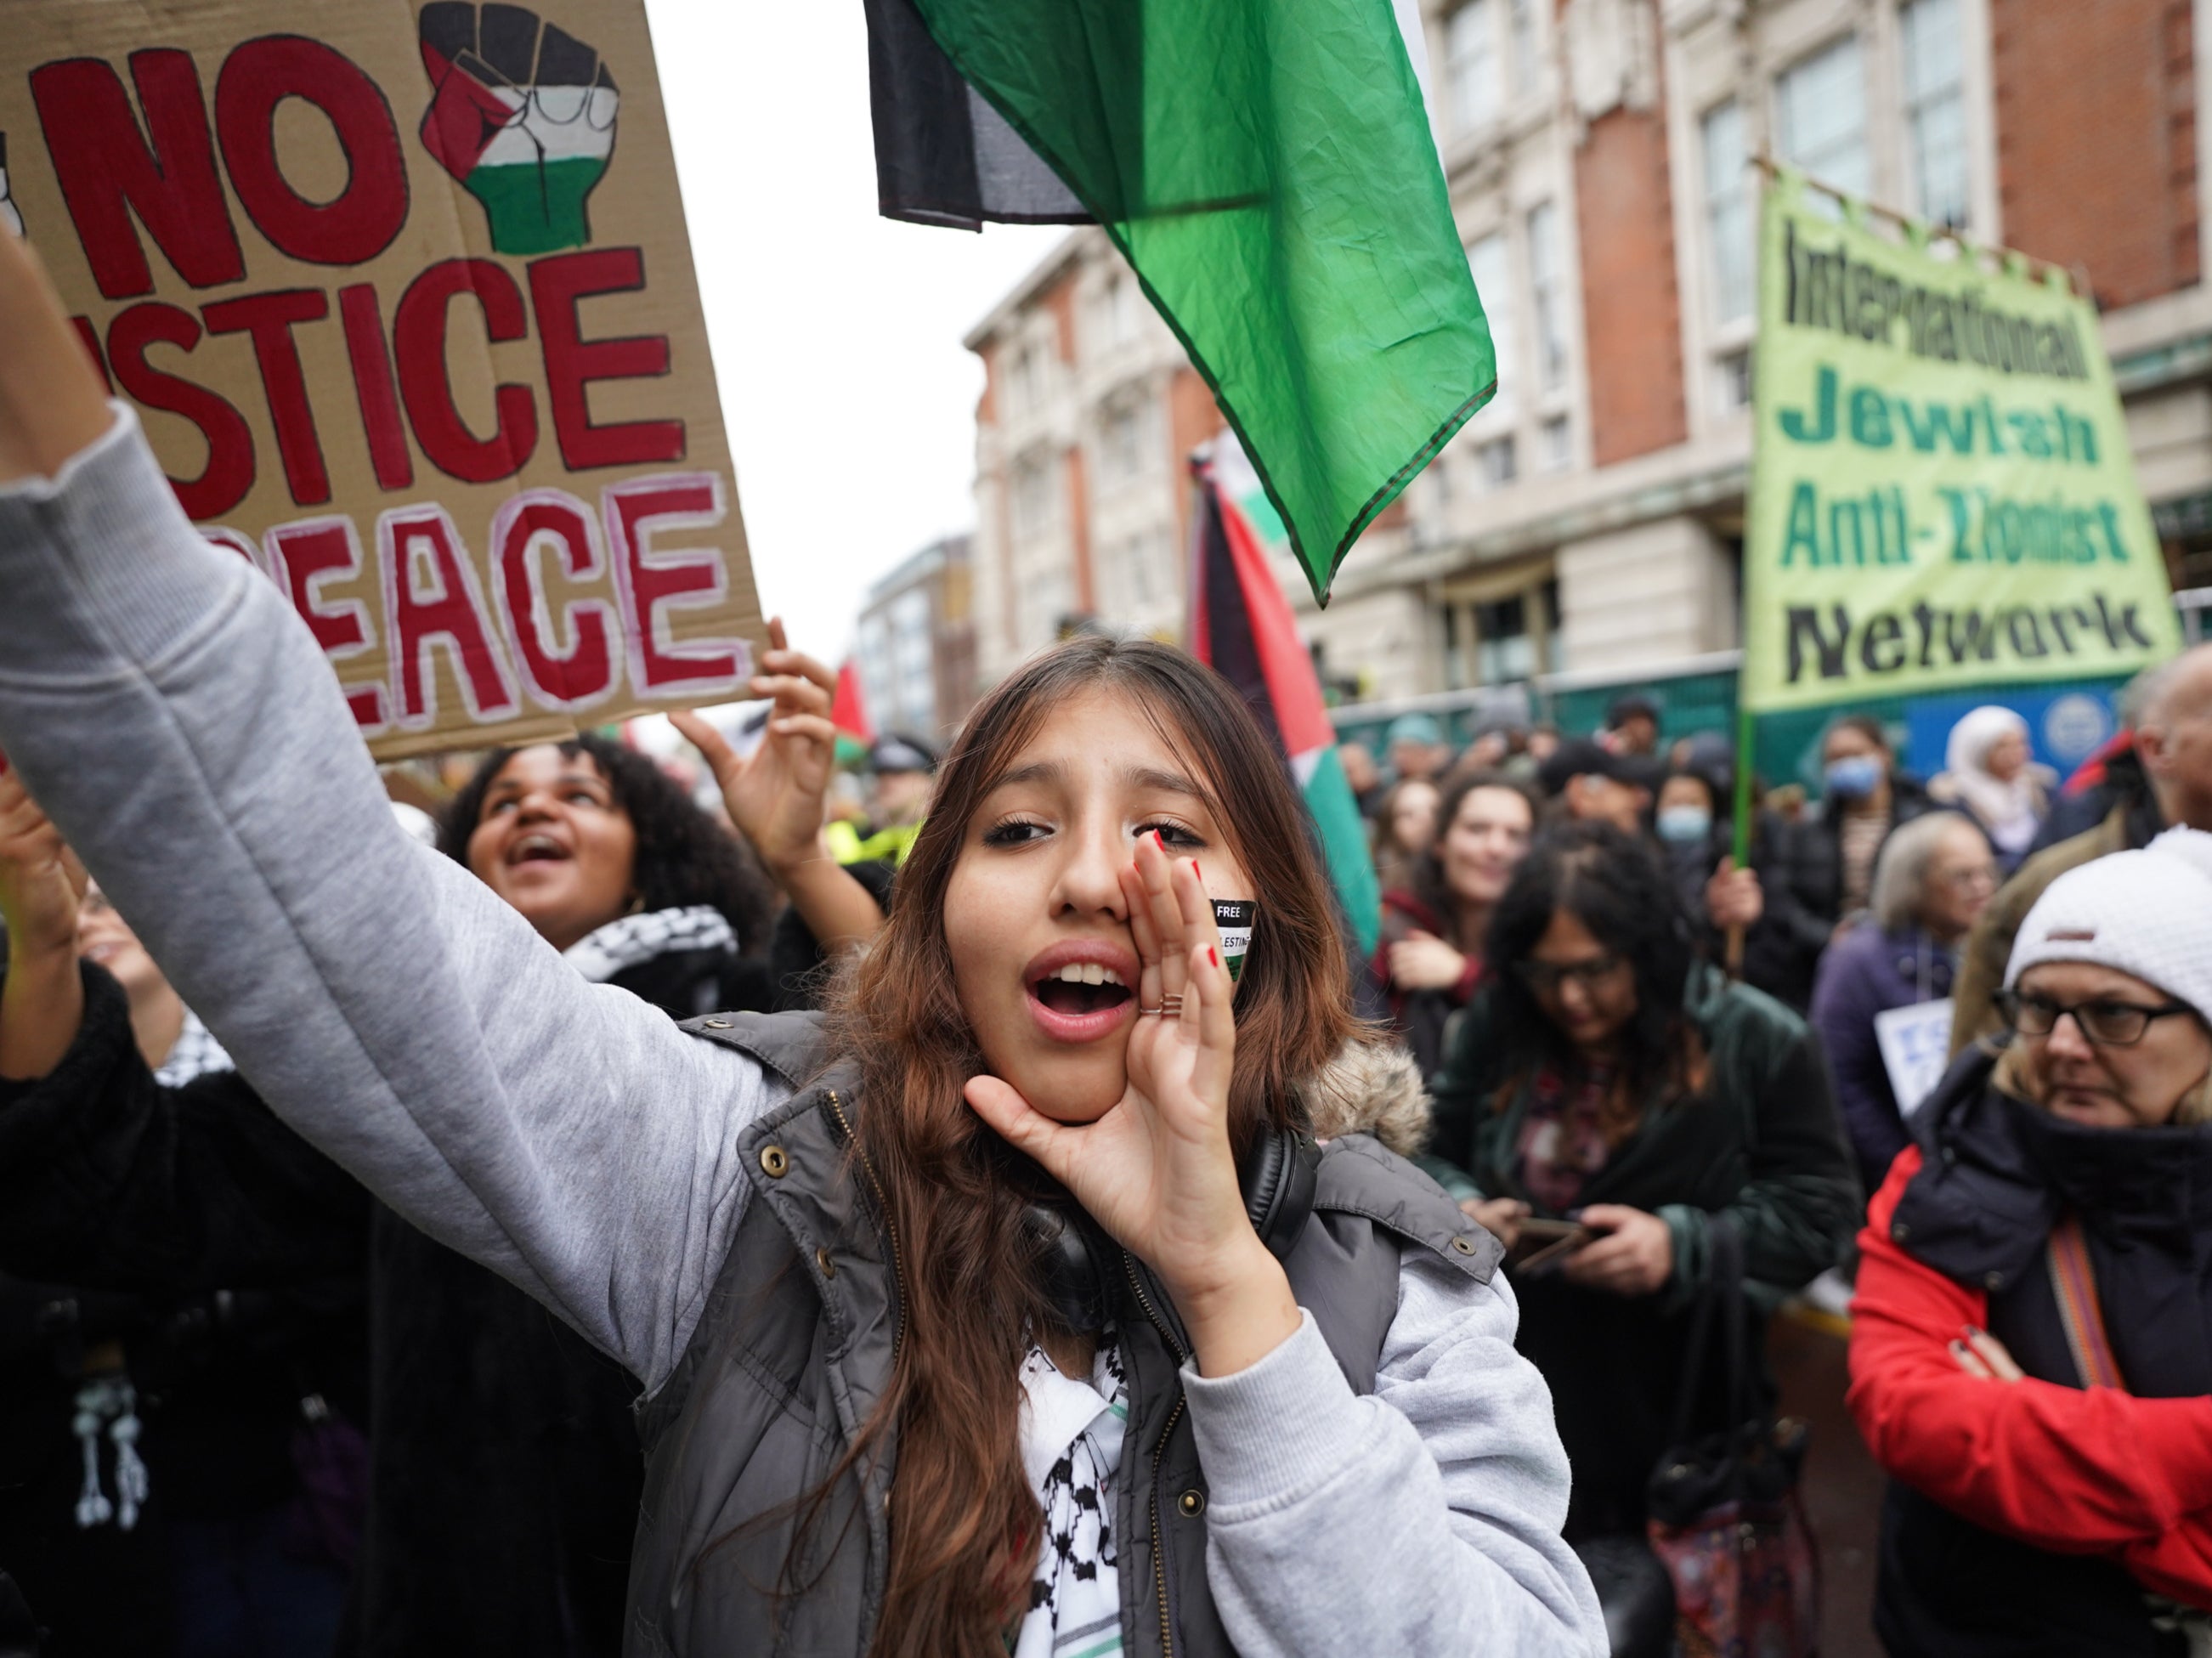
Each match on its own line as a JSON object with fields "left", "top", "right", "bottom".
{"left": 1741, "top": 168, "right": 2180, "bottom": 713}
{"left": 911, "top": 0, "right": 1495, "bottom": 603}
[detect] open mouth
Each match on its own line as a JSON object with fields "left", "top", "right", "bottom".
{"left": 506, "top": 832, "right": 572, "bottom": 867}
{"left": 1030, "top": 961, "right": 1133, "bottom": 1018}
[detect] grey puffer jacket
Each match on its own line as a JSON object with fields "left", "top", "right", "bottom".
{"left": 630, "top": 1014, "right": 1499, "bottom": 1657}
{"left": 0, "top": 408, "right": 1605, "bottom": 1658}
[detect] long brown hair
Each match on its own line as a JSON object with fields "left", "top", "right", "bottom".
{"left": 818, "top": 635, "right": 1361, "bottom": 1655}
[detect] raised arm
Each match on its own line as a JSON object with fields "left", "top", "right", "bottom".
{"left": 0, "top": 225, "right": 774, "bottom": 1394}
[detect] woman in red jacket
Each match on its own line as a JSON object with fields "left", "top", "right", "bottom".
{"left": 1848, "top": 829, "right": 2212, "bottom": 1655}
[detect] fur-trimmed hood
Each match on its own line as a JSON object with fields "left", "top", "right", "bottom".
{"left": 1296, "top": 1039, "right": 1432, "bottom": 1158}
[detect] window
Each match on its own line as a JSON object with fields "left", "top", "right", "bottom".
{"left": 1526, "top": 201, "right": 1567, "bottom": 393}
{"left": 1701, "top": 100, "right": 1753, "bottom": 325}
{"left": 1467, "top": 232, "right": 1518, "bottom": 413}
{"left": 1096, "top": 269, "right": 1144, "bottom": 352}
{"left": 1010, "top": 451, "right": 1061, "bottom": 542}
{"left": 1539, "top": 415, "right": 1571, "bottom": 472}
{"left": 857, "top": 614, "right": 893, "bottom": 733}
{"left": 1714, "top": 347, "right": 1752, "bottom": 412}
{"left": 1445, "top": 1, "right": 1500, "bottom": 135}
{"left": 1004, "top": 343, "right": 1046, "bottom": 420}
{"left": 1100, "top": 398, "right": 1151, "bottom": 483}
{"left": 1473, "top": 596, "right": 1537, "bottom": 683}
{"left": 1774, "top": 36, "right": 1870, "bottom": 201}
{"left": 890, "top": 588, "right": 934, "bottom": 731}
{"left": 1508, "top": 0, "right": 1539, "bottom": 90}
{"left": 1015, "top": 560, "right": 1075, "bottom": 649}
{"left": 1476, "top": 435, "right": 1517, "bottom": 487}
{"left": 1901, "top": 0, "right": 1970, "bottom": 229}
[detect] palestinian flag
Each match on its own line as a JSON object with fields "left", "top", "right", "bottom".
{"left": 865, "top": 0, "right": 1493, "bottom": 603}
{"left": 1190, "top": 435, "right": 1381, "bottom": 956}
{"left": 419, "top": 3, "right": 620, "bottom": 256}
{"left": 831, "top": 658, "right": 875, "bottom": 768}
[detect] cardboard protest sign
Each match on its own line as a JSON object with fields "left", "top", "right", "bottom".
{"left": 1875, "top": 998, "right": 1954, "bottom": 1120}
{"left": 1741, "top": 168, "right": 2180, "bottom": 715}
{"left": 3, "top": 0, "right": 761, "bottom": 759}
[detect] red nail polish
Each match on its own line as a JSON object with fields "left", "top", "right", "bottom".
{"left": 1153, "top": 829, "right": 1166, "bottom": 851}
{"left": 1210, "top": 947, "right": 1219, "bottom": 968}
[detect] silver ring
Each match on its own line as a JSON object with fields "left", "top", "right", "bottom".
{"left": 1158, "top": 993, "right": 1185, "bottom": 1017}
{"left": 1139, "top": 1004, "right": 1167, "bottom": 1016}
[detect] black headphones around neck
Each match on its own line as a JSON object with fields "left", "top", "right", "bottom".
{"left": 1021, "top": 1128, "right": 1321, "bottom": 1336}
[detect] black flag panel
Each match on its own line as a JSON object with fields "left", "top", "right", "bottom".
{"left": 862, "top": 0, "right": 1088, "bottom": 230}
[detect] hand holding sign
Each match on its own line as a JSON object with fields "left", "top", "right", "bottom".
{"left": 418, "top": 3, "right": 619, "bottom": 256}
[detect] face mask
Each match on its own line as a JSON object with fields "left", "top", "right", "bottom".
{"left": 1824, "top": 755, "right": 1883, "bottom": 801}
{"left": 1655, "top": 806, "right": 1711, "bottom": 845}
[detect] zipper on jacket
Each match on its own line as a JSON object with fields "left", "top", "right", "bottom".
{"left": 1120, "top": 1249, "right": 1189, "bottom": 1362}
{"left": 823, "top": 1088, "right": 905, "bottom": 1361}
{"left": 1148, "top": 1394, "right": 1184, "bottom": 1658}
{"left": 1123, "top": 1248, "right": 1188, "bottom": 1658}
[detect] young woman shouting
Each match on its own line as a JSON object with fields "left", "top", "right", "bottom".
{"left": 0, "top": 232, "right": 1600, "bottom": 1656}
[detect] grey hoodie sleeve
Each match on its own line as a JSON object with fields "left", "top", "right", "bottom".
{"left": 0, "top": 408, "right": 779, "bottom": 1392}
{"left": 1184, "top": 1254, "right": 1607, "bottom": 1656}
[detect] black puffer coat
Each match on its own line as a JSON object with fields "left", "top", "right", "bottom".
{"left": 1745, "top": 773, "right": 1934, "bottom": 1009}
{"left": 0, "top": 939, "right": 772, "bottom": 1658}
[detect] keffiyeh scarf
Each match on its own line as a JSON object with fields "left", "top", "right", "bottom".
{"left": 562, "top": 905, "right": 736, "bottom": 985}
{"left": 1014, "top": 1332, "right": 1129, "bottom": 1658}
{"left": 154, "top": 1009, "right": 234, "bottom": 1087}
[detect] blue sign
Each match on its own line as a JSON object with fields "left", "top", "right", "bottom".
{"left": 1903, "top": 684, "right": 2120, "bottom": 780}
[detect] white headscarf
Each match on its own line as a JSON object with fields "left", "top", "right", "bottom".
{"left": 1943, "top": 705, "right": 2040, "bottom": 857}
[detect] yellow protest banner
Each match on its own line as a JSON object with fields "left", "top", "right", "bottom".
{"left": 1742, "top": 168, "right": 2179, "bottom": 715}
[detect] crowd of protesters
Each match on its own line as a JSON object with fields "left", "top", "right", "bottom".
{"left": 7, "top": 211, "right": 2212, "bottom": 1658}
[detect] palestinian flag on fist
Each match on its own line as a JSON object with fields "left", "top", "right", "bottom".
{"left": 419, "top": 3, "right": 619, "bottom": 256}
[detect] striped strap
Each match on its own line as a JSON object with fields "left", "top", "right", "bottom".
{"left": 2047, "top": 1214, "right": 2126, "bottom": 1391}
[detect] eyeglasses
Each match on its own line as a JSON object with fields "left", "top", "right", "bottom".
{"left": 1935, "top": 866, "right": 2000, "bottom": 891}
{"left": 1516, "top": 952, "right": 1625, "bottom": 995}
{"left": 1994, "top": 989, "right": 2197, "bottom": 1047}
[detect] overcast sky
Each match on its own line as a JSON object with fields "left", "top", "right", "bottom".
{"left": 642, "top": 0, "right": 1064, "bottom": 662}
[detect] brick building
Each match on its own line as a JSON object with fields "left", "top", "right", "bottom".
{"left": 964, "top": 234, "right": 1228, "bottom": 687}
{"left": 965, "top": 0, "right": 2212, "bottom": 718}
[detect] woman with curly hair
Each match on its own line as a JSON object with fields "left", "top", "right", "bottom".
{"left": 438, "top": 731, "right": 779, "bottom": 1017}
{"left": 0, "top": 672, "right": 883, "bottom": 1652}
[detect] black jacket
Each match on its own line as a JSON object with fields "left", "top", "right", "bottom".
{"left": 0, "top": 1018, "right": 370, "bottom": 1658}
{"left": 0, "top": 942, "right": 772, "bottom": 1658}
{"left": 1428, "top": 966, "right": 1859, "bottom": 1536}
{"left": 1746, "top": 773, "right": 1934, "bottom": 1010}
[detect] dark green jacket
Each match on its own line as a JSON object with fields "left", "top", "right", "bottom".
{"left": 1426, "top": 965, "right": 1860, "bottom": 1312}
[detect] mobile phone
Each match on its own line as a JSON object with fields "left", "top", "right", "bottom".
{"left": 1515, "top": 1218, "right": 1586, "bottom": 1244}
{"left": 1515, "top": 1225, "right": 1595, "bottom": 1274}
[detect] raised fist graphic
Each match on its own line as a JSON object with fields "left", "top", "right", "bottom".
{"left": 0, "top": 134, "right": 23, "bottom": 240}
{"left": 418, "top": 3, "right": 618, "bottom": 256}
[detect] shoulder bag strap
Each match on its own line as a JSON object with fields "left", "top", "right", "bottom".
{"left": 2046, "top": 1212, "right": 2127, "bottom": 1391}
{"left": 1666, "top": 1213, "right": 1749, "bottom": 1445}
